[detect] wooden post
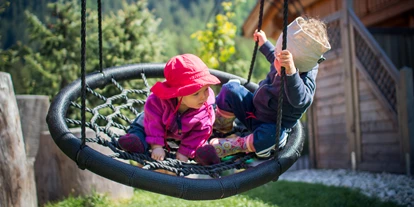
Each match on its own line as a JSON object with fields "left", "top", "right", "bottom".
{"left": 0, "top": 72, "right": 38, "bottom": 207}
{"left": 397, "top": 67, "right": 414, "bottom": 175}
{"left": 16, "top": 95, "right": 49, "bottom": 159}
{"left": 341, "top": 0, "right": 359, "bottom": 171}
{"left": 307, "top": 104, "right": 318, "bottom": 169}
{"left": 16, "top": 95, "right": 50, "bottom": 205}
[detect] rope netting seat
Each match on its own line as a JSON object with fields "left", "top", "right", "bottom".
{"left": 46, "top": 63, "right": 304, "bottom": 200}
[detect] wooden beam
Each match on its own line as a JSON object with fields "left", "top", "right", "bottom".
{"left": 307, "top": 103, "right": 318, "bottom": 169}
{"left": 341, "top": 0, "right": 358, "bottom": 171}
{"left": 361, "top": 0, "right": 414, "bottom": 26}
{"left": 397, "top": 67, "right": 414, "bottom": 175}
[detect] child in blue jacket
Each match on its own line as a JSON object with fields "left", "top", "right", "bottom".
{"left": 203, "top": 16, "right": 331, "bottom": 158}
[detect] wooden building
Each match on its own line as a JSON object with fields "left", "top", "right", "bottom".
{"left": 242, "top": 0, "right": 414, "bottom": 174}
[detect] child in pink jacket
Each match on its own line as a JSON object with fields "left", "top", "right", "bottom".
{"left": 118, "top": 54, "right": 221, "bottom": 165}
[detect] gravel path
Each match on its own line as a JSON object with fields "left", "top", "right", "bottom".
{"left": 279, "top": 169, "right": 414, "bottom": 207}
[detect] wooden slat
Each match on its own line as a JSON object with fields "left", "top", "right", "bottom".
{"left": 359, "top": 110, "right": 391, "bottom": 122}
{"left": 318, "top": 123, "right": 347, "bottom": 136}
{"left": 317, "top": 114, "right": 346, "bottom": 127}
{"left": 318, "top": 142, "right": 349, "bottom": 156}
{"left": 317, "top": 159, "right": 350, "bottom": 169}
{"left": 315, "top": 84, "right": 345, "bottom": 99}
{"left": 318, "top": 134, "right": 348, "bottom": 143}
{"left": 316, "top": 66, "right": 343, "bottom": 79}
{"left": 361, "top": 143, "right": 401, "bottom": 162}
{"left": 359, "top": 99, "right": 383, "bottom": 111}
{"left": 357, "top": 78, "right": 370, "bottom": 90}
{"left": 358, "top": 88, "right": 375, "bottom": 101}
{"left": 317, "top": 134, "right": 348, "bottom": 144}
{"left": 317, "top": 104, "right": 346, "bottom": 117}
{"left": 359, "top": 120, "right": 396, "bottom": 133}
{"left": 358, "top": 162, "right": 404, "bottom": 173}
{"left": 315, "top": 94, "right": 345, "bottom": 107}
{"left": 361, "top": 132, "right": 399, "bottom": 144}
{"left": 317, "top": 74, "right": 343, "bottom": 88}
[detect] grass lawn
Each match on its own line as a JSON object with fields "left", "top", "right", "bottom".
{"left": 45, "top": 180, "right": 403, "bottom": 207}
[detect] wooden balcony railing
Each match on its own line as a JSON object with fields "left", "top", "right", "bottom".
{"left": 323, "top": 9, "right": 399, "bottom": 118}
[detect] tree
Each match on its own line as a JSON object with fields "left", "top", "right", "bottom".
{"left": 191, "top": 0, "right": 249, "bottom": 79}
{"left": 0, "top": 0, "right": 165, "bottom": 97}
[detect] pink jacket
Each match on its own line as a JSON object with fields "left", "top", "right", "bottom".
{"left": 144, "top": 87, "right": 216, "bottom": 158}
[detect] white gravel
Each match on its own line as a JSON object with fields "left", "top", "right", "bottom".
{"left": 279, "top": 169, "right": 414, "bottom": 207}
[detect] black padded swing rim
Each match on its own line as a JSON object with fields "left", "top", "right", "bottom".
{"left": 46, "top": 63, "right": 304, "bottom": 200}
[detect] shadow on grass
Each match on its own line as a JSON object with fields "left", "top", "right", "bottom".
{"left": 241, "top": 180, "right": 403, "bottom": 207}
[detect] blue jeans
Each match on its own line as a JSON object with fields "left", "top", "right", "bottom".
{"left": 216, "top": 81, "right": 290, "bottom": 157}
{"left": 128, "top": 112, "right": 149, "bottom": 152}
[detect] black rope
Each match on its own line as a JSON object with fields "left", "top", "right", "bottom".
{"left": 245, "top": 0, "right": 265, "bottom": 85}
{"left": 81, "top": 0, "right": 87, "bottom": 147}
{"left": 97, "top": 0, "right": 103, "bottom": 73}
{"left": 274, "top": 0, "right": 288, "bottom": 159}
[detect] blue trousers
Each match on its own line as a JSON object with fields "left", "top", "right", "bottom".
{"left": 216, "top": 81, "right": 290, "bottom": 157}
{"left": 128, "top": 112, "right": 149, "bottom": 152}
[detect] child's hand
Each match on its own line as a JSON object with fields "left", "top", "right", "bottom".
{"left": 175, "top": 152, "right": 188, "bottom": 162}
{"left": 275, "top": 50, "right": 296, "bottom": 75}
{"left": 253, "top": 30, "right": 267, "bottom": 47}
{"left": 151, "top": 145, "right": 165, "bottom": 161}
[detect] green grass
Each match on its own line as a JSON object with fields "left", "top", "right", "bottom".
{"left": 44, "top": 181, "right": 403, "bottom": 207}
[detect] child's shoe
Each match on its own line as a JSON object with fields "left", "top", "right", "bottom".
{"left": 194, "top": 145, "right": 221, "bottom": 166}
{"left": 209, "top": 134, "right": 255, "bottom": 157}
{"left": 118, "top": 133, "right": 145, "bottom": 153}
{"left": 213, "top": 108, "right": 236, "bottom": 135}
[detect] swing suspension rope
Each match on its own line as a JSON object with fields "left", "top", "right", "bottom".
{"left": 275, "top": 0, "right": 289, "bottom": 159}
{"left": 76, "top": 0, "right": 288, "bottom": 176}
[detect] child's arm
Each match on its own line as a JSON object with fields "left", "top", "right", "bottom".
{"left": 254, "top": 30, "right": 276, "bottom": 63}
{"left": 284, "top": 69, "right": 317, "bottom": 108}
{"left": 279, "top": 49, "right": 317, "bottom": 108}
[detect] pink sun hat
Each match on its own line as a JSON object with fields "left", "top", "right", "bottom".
{"left": 151, "top": 54, "right": 221, "bottom": 99}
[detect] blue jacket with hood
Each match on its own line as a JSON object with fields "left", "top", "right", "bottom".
{"left": 253, "top": 41, "right": 318, "bottom": 129}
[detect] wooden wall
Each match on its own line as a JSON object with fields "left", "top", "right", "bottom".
{"left": 308, "top": 52, "right": 406, "bottom": 173}
{"left": 356, "top": 70, "right": 405, "bottom": 173}
{"left": 309, "top": 53, "right": 350, "bottom": 169}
